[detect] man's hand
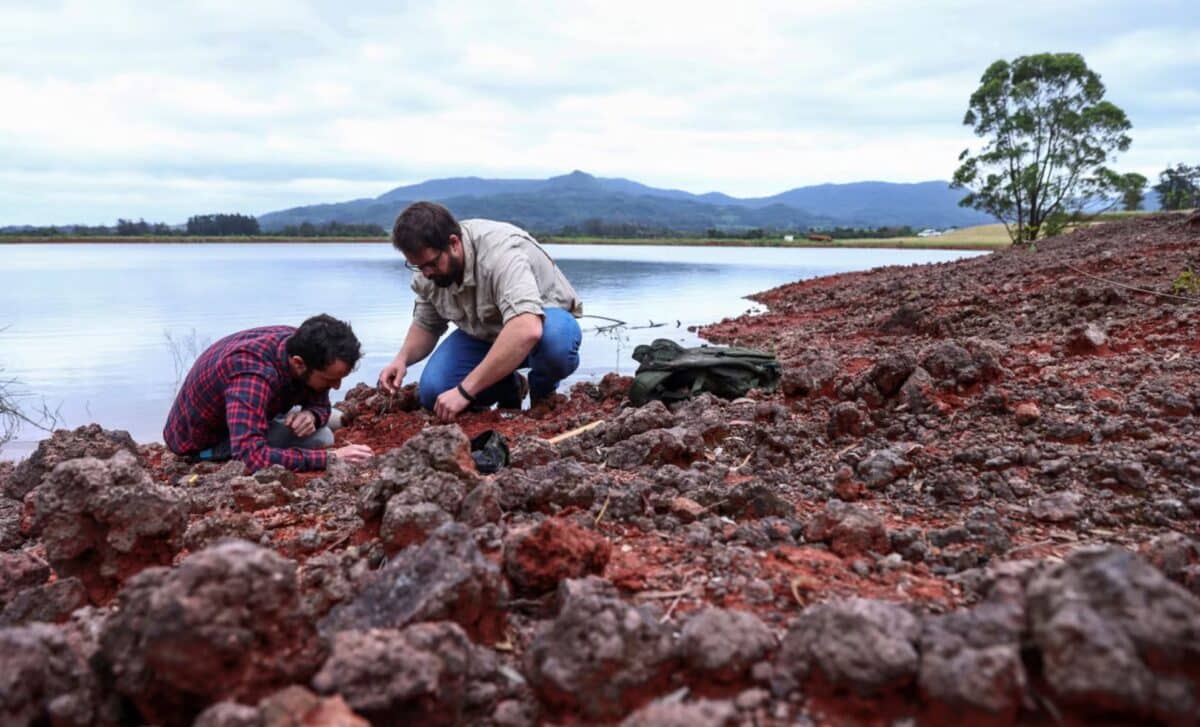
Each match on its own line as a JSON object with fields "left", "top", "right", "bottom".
{"left": 378, "top": 357, "right": 407, "bottom": 395}
{"left": 330, "top": 443, "right": 373, "bottom": 465}
{"left": 284, "top": 409, "right": 318, "bottom": 437}
{"left": 434, "top": 386, "right": 471, "bottom": 422}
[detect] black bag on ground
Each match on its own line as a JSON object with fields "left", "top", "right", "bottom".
{"left": 628, "top": 338, "right": 781, "bottom": 406}
{"left": 470, "top": 429, "right": 510, "bottom": 474}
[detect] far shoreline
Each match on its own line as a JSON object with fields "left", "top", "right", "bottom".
{"left": 0, "top": 235, "right": 1009, "bottom": 251}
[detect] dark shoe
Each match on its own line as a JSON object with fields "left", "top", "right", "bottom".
{"left": 499, "top": 373, "right": 529, "bottom": 410}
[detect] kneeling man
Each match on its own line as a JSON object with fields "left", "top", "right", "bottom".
{"left": 164, "top": 314, "right": 373, "bottom": 472}
{"left": 378, "top": 202, "right": 583, "bottom": 421}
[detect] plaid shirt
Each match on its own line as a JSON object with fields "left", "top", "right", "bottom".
{"left": 163, "top": 326, "right": 331, "bottom": 472}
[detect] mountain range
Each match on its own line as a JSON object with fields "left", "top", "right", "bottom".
{"left": 257, "top": 170, "right": 994, "bottom": 234}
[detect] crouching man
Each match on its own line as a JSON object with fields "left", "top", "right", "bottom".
{"left": 164, "top": 314, "right": 373, "bottom": 472}
{"left": 378, "top": 201, "right": 584, "bottom": 421}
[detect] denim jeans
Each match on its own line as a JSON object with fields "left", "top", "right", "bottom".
{"left": 418, "top": 308, "right": 582, "bottom": 410}
{"left": 197, "top": 409, "right": 342, "bottom": 461}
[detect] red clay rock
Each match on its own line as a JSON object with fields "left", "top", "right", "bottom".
{"left": 6, "top": 424, "right": 138, "bottom": 500}
{"left": 98, "top": 540, "right": 326, "bottom": 727}
{"left": 25, "top": 450, "right": 186, "bottom": 603}
{"left": 1014, "top": 401, "right": 1041, "bottom": 425}
{"left": 503, "top": 517, "right": 611, "bottom": 595}
{"left": 804, "top": 500, "right": 890, "bottom": 557}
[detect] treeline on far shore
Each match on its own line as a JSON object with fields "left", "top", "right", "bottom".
{"left": 2, "top": 215, "right": 386, "bottom": 238}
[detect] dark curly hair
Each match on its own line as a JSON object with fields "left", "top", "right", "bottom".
{"left": 286, "top": 314, "right": 362, "bottom": 370}
{"left": 391, "top": 201, "right": 461, "bottom": 256}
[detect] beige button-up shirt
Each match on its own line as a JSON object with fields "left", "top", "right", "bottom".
{"left": 410, "top": 219, "right": 583, "bottom": 342}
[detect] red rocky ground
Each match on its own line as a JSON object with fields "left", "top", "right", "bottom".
{"left": 1, "top": 213, "right": 1199, "bottom": 726}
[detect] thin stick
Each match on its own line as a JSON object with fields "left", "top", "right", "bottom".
{"left": 548, "top": 419, "right": 604, "bottom": 444}
{"left": 660, "top": 590, "right": 686, "bottom": 623}
{"left": 594, "top": 492, "right": 612, "bottom": 527}
{"left": 1064, "top": 263, "right": 1197, "bottom": 302}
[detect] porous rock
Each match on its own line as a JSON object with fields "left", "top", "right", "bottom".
{"left": 313, "top": 622, "right": 519, "bottom": 726}
{"left": 0, "top": 550, "right": 50, "bottom": 607}
{"left": 775, "top": 598, "right": 920, "bottom": 696}
{"left": 6, "top": 424, "right": 138, "bottom": 500}
{"left": 620, "top": 698, "right": 737, "bottom": 727}
{"left": 25, "top": 450, "right": 186, "bottom": 602}
{"left": 503, "top": 517, "right": 611, "bottom": 595}
{"left": 98, "top": 540, "right": 325, "bottom": 726}
{"left": 380, "top": 501, "right": 452, "bottom": 552}
{"left": 679, "top": 607, "right": 776, "bottom": 683}
{"left": 605, "top": 426, "right": 705, "bottom": 470}
{"left": 0, "top": 577, "right": 88, "bottom": 627}
{"left": 526, "top": 576, "right": 678, "bottom": 720}
{"left": 321, "top": 522, "right": 508, "bottom": 644}
{"left": 1026, "top": 547, "right": 1200, "bottom": 723}
{"left": 0, "top": 622, "right": 99, "bottom": 727}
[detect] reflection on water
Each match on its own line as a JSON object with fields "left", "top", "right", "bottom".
{"left": 0, "top": 242, "right": 985, "bottom": 458}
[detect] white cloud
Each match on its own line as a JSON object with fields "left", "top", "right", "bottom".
{"left": 0, "top": 0, "right": 1196, "bottom": 223}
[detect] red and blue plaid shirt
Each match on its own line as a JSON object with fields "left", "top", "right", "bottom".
{"left": 163, "top": 326, "right": 331, "bottom": 472}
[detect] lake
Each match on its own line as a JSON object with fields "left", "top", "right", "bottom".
{"left": 0, "top": 242, "right": 986, "bottom": 458}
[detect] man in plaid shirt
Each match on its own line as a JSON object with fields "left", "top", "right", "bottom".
{"left": 164, "top": 314, "right": 373, "bottom": 472}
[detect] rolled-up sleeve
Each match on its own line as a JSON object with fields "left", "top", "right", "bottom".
{"left": 492, "top": 250, "right": 545, "bottom": 323}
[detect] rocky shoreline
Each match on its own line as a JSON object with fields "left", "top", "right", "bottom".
{"left": 2, "top": 213, "right": 1198, "bottom": 726}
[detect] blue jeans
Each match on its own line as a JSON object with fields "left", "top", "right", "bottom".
{"left": 418, "top": 308, "right": 582, "bottom": 410}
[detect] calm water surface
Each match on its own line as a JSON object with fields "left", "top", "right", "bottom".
{"left": 0, "top": 243, "right": 985, "bottom": 458}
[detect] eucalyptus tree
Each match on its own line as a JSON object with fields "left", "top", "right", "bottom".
{"left": 952, "top": 53, "right": 1132, "bottom": 245}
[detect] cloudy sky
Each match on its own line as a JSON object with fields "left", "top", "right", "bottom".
{"left": 1, "top": 0, "right": 1197, "bottom": 225}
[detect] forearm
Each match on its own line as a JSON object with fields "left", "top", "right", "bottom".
{"left": 397, "top": 323, "right": 439, "bottom": 366}
{"left": 461, "top": 314, "right": 542, "bottom": 395}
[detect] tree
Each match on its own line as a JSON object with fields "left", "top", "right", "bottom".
{"left": 1153, "top": 164, "right": 1200, "bottom": 210}
{"left": 1118, "top": 172, "right": 1147, "bottom": 211}
{"left": 952, "top": 53, "right": 1132, "bottom": 245}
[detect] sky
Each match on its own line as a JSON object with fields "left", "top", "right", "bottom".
{"left": 1, "top": 0, "right": 1197, "bottom": 225}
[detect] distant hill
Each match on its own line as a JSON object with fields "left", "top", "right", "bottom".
{"left": 257, "top": 170, "right": 993, "bottom": 233}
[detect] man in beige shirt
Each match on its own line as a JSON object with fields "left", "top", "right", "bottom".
{"left": 378, "top": 201, "right": 584, "bottom": 422}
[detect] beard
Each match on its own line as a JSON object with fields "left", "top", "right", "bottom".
{"left": 431, "top": 272, "right": 456, "bottom": 288}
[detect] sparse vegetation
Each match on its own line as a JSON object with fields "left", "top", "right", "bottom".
{"left": 1172, "top": 269, "right": 1200, "bottom": 296}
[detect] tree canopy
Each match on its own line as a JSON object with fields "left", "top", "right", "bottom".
{"left": 952, "top": 53, "right": 1132, "bottom": 245}
{"left": 1153, "top": 164, "right": 1199, "bottom": 211}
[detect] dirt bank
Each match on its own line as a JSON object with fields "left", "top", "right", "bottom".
{"left": 1, "top": 213, "right": 1198, "bottom": 725}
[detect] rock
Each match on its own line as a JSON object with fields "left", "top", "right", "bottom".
{"left": 881, "top": 303, "right": 925, "bottom": 333}
{"left": 919, "top": 586, "right": 1030, "bottom": 719}
{"left": 868, "top": 352, "right": 917, "bottom": 397}
{"left": 0, "top": 622, "right": 100, "bottom": 727}
{"left": 1027, "top": 547, "right": 1200, "bottom": 723}
{"left": 298, "top": 549, "right": 367, "bottom": 621}
{"left": 620, "top": 698, "right": 737, "bottom": 727}
{"left": 321, "top": 523, "right": 508, "bottom": 644}
{"left": 526, "top": 576, "right": 677, "bottom": 720}
{"left": 679, "top": 607, "right": 776, "bottom": 683}
{"left": 459, "top": 481, "right": 504, "bottom": 527}
{"left": 605, "top": 427, "right": 705, "bottom": 470}
{"left": 857, "top": 448, "right": 914, "bottom": 489}
{"left": 723, "top": 482, "right": 793, "bottom": 519}
{"left": 669, "top": 496, "right": 705, "bottom": 523}
{"left": 803, "top": 501, "right": 890, "bottom": 558}
{"left": 776, "top": 598, "right": 920, "bottom": 696}
{"left": 0, "top": 497, "right": 23, "bottom": 551}
{"left": 313, "top": 622, "right": 517, "bottom": 726}
{"left": 780, "top": 354, "right": 838, "bottom": 398}
{"left": 0, "top": 551, "right": 50, "bottom": 607}
{"left": 1014, "top": 402, "right": 1041, "bottom": 426}
{"left": 380, "top": 501, "right": 452, "bottom": 552}
{"left": 503, "top": 517, "right": 611, "bottom": 595}
{"left": 1030, "top": 491, "right": 1084, "bottom": 523}
{"left": 183, "top": 511, "right": 267, "bottom": 552}
{"left": 6, "top": 424, "right": 138, "bottom": 500}
{"left": 827, "top": 401, "right": 867, "bottom": 438}
{"left": 1140, "top": 533, "right": 1200, "bottom": 595}
{"left": 898, "top": 366, "right": 938, "bottom": 414}
{"left": 192, "top": 701, "right": 261, "bottom": 727}
{"left": 1066, "top": 322, "right": 1108, "bottom": 353}
{"left": 0, "top": 577, "right": 88, "bottom": 627}
{"left": 258, "top": 685, "right": 368, "bottom": 727}
{"left": 358, "top": 426, "right": 478, "bottom": 519}
{"left": 228, "top": 475, "right": 289, "bottom": 511}
{"left": 508, "top": 435, "right": 558, "bottom": 469}
{"left": 25, "top": 451, "right": 187, "bottom": 602}
{"left": 98, "top": 540, "right": 325, "bottom": 727}
{"left": 602, "top": 400, "right": 676, "bottom": 444}
{"left": 921, "top": 342, "right": 980, "bottom": 385}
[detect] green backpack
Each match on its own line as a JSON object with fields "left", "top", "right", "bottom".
{"left": 628, "top": 338, "right": 781, "bottom": 406}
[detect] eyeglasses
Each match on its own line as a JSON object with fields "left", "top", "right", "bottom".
{"left": 404, "top": 249, "right": 446, "bottom": 274}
